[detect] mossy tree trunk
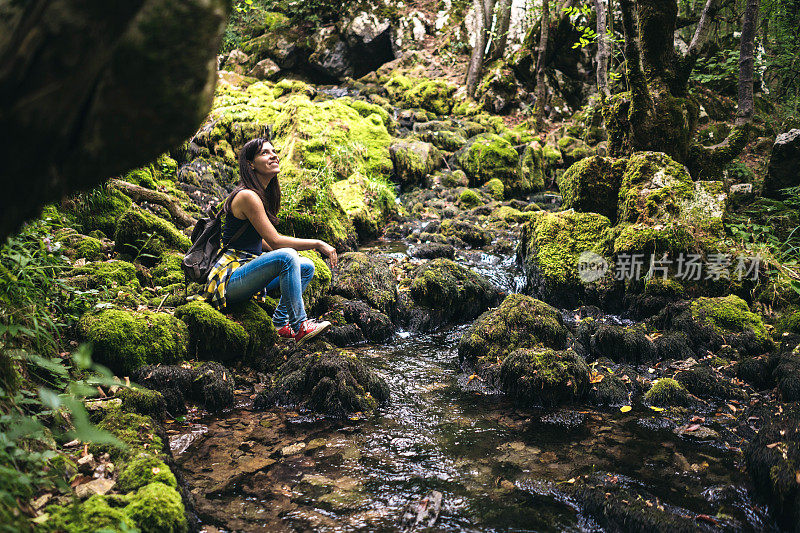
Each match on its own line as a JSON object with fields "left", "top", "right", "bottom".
{"left": 487, "top": 0, "right": 512, "bottom": 61}
{"left": 593, "top": 0, "right": 611, "bottom": 98}
{"left": 607, "top": 0, "right": 751, "bottom": 179}
{"left": 535, "top": 0, "right": 551, "bottom": 131}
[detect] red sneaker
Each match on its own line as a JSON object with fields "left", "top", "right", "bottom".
{"left": 276, "top": 324, "right": 295, "bottom": 339}
{"left": 294, "top": 319, "right": 331, "bottom": 344}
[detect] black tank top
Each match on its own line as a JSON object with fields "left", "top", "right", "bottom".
{"left": 222, "top": 212, "right": 262, "bottom": 255}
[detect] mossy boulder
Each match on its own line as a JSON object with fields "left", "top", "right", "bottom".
{"left": 517, "top": 142, "right": 548, "bottom": 195}
{"left": 499, "top": 348, "right": 590, "bottom": 406}
{"left": 773, "top": 348, "right": 800, "bottom": 402}
{"left": 91, "top": 409, "right": 164, "bottom": 461}
{"left": 458, "top": 294, "right": 567, "bottom": 376}
{"left": 114, "top": 206, "right": 191, "bottom": 264}
{"left": 59, "top": 186, "right": 132, "bottom": 237}
{"left": 477, "top": 60, "right": 518, "bottom": 114}
{"left": 125, "top": 482, "right": 187, "bottom": 533}
{"left": 438, "top": 219, "right": 491, "bottom": 247}
{"left": 151, "top": 253, "right": 185, "bottom": 287}
{"left": 330, "top": 173, "right": 397, "bottom": 239}
{"left": 331, "top": 252, "right": 397, "bottom": 319}
{"left": 557, "top": 156, "right": 624, "bottom": 221}
{"left": 776, "top": 309, "right": 800, "bottom": 336}
{"left": 319, "top": 295, "right": 393, "bottom": 344}
{"left": 577, "top": 321, "right": 656, "bottom": 364}
{"left": 482, "top": 178, "right": 505, "bottom": 200}
{"left": 47, "top": 494, "right": 137, "bottom": 533}
{"left": 384, "top": 76, "right": 456, "bottom": 115}
{"left": 389, "top": 140, "right": 443, "bottom": 188}
{"left": 744, "top": 403, "right": 800, "bottom": 530}
{"left": 78, "top": 309, "right": 188, "bottom": 376}
{"left": 673, "top": 365, "right": 747, "bottom": 401}
{"left": 689, "top": 295, "right": 772, "bottom": 356}
{"left": 175, "top": 300, "right": 248, "bottom": 362}
{"left": 518, "top": 210, "right": 616, "bottom": 308}
{"left": 455, "top": 133, "right": 520, "bottom": 190}
{"left": 117, "top": 386, "right": 167, "bottom": 419}
{"left": 557, "top": 136, "right": 592, "bottom": 166}
{"left": 459, "top": 188, "right": 483, "bottom": 208}
{"left": 118, "top": 455, "right": 177, "bottom": 492}
{"left": 254, "top": 349, "right": 389, "bottom": 418}
{"left": 414, "top": 121, "right": 469, "bottom": 152}
{"left": 68, "top": 260, "right": 140, "bottom": 291}
{"left": 227, "top": 300, "right": 279, "bottom": 363}
{"left": 644, "top": 378, "right": 689, "bottom": 407}
{"left": 409, "top": 258, "right": 501, "bottom": 325}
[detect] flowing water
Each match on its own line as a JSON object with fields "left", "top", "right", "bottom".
{"left": 169, "top": 247, "right": 775, "bottom": 532}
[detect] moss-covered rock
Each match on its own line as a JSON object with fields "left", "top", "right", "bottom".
{"left": 117, "top": 386, "right": 167, "bottom": 419}
{"left": 227, "top": 300, "right": 279, "bottom": 363}
{"left": 557, "top": 135, "right": 592, "bottom": 166}
{"left": 118, "top": 455, "right": 177, "bottom": 493}
{"left": 320, "top": 295, "right": 393, "bottom": 344}
{"left": 125, "top": 482, "right": 187, "bottom": 533}
{"left": 68, "top": 260, "right": 140, "bottom": 291}
{"left": 192, "top": 361, "right": 235, "bottom": 412}
{"left": 499, "top": 348, "right": 590, "bottom": 406}
{"left": 414, "top": 121, "right": 469, "bottom": 152}
{"left": 331, "top": 252, "right": 397, "bottom": 319}
{"left": 151, "top": 253, "right": 185, "bottom": 287}
{"left": 774, "top": 348, "right": 800, "bottom": 402}
{"left": 389, "top": 140, "right": 443, "bottom": 188}
{"left": 78, "top": 309, "right": 188, "bottom": 376}
{"left": 477, "top": 60, "right": 518, "bottom": 114}
{"left": 777, "top": 310, "right": 800, "bottom": 336}
{"left": 60, "top": 186, "right": 132, "bottom": 237}
{"left": 409, "top": 258, "right": 501, "bottom": 325}
{"left": 175, "top": 300, "right": 248, "bottom": 362}
{"left": 47, "top": 494, "right": 137, "bottom": 533}
{"left": 673, "top": 365, "right": 747, "bottom": 401}
{"left": 557, "top": 156, "right": 624, "bottom": 221}
{"left": 644, "top": 378, "right": 689, "bottom": 407}
{"left": 689, "top": 295, "right": 772, "bottom": 355}
{"left": 458, "top": 294, "right": 567, "bottom": 374}
{"left": 459, "top": 188, "right": 483, "bottom": 208}
{"left": 132, "top": 365, "right": 195, "bottom": 415}
{"left": 438, "top": 219, "right": 491, "bottom": 247}
{"left": 330, "top": 173, "right": 397, "bottom": 239}
{"left": 577, "top": 320, "right": 656, "bottom": 364}
{"left": 114, "top": 206, "right": 191, "bottom": 264}
{"left": 384, "top": 75, "right": 456, "bottom": 115}
{"left": 92, "top": 409, "right": 164, "bottom": 461}
{"left": 482, "top": 178, "right": 505, "bottom": 200}
{"left": 455, "top": 133, "right": 520, "bottom": 190}
{"left": 518, "top": 210, "right": 616, "bottom": 308}
{"left": 744, "top": 403, "right": 800, "bottom": 530}
{"left": 254, "top": 349, "right": 389, "bottom": 417}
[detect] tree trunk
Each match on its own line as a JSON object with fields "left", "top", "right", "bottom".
{"left": 679, "top": 0, "right": 719, "bottom": 88}
{"left": 593, "top": 0, "right": 611, "bottom": 98}
{"left": 466, "top": 0, "right": 487, "bottom": 99}
{"left": 108, "top": 179, "right": 197, "bottom": 229}
{"left": 487, "top": 0, "right": 512, "bottom": 61}
{"left": 736, "top": 0, "right": 759, "bottom": 125}
{"left": 535, "top": 0, "right": 550, "bottom": 130}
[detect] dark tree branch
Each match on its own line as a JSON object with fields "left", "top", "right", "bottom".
{"left": 736, "top": 0, "right": 759, "bottom": 125}
{"left": 109, "top": 179, "right": 196, "bottom": 228}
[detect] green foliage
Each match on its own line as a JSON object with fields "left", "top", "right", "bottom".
{"left": 692, "top": 48, "right": 752, "bottom": 96}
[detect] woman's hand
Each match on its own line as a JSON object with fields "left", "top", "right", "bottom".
{"left": 316, "top": 240, "right": 338, "bottom": 268}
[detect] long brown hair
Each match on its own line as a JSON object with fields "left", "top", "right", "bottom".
{"left": 225, "top": 136, "right": 281, "bottom": 225}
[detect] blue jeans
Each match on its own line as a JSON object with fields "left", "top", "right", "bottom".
{"left": 224, "top": 248, "right": 315, "bottom": 331}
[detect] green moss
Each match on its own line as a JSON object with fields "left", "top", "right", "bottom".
{"left": 389, "top": 141, "right": 443, "bottom": 188}
{"left": 385, "top": 77, "right": 457, "bottom": 115}
{"left": 47, "top": 495, "right": 136, "bottom": 533}
{"left": 439, "top": 219, "right": 491, "bottom": 246}
{"left": 118, "top": 455, "right": 177, "bottom": 492}
{"left": 73, "top": 236, "right": 105, "bottom": 261}
{"left": 114, "top": 207, "right": 191, "bottom": 261}
{"left": 611, "top": 222, "right": 694, "bottom": 255}
{"left": 518, "top": 142, "right": 548, "bottom": 195}
{"left": 125, "top": 482, "right": 187, "bottom": 533}
{"left": 458, "top": 294, "right": 567, "bottom": 369}
{"left": 60, "top": 186, "right": 132, "bottom": 236}
{"left": 644, "top": 378, "right": 689, "bottom": 407}
{"left": 175, "top": 300, "right": 248, "bottom": 361}
{"left": 78, "top": 309, "right": 188, "bottom": 376}
{"left": 124, "top": 168, "right": 158, "bottom": 189}
{"left": 459, "top": 188, "right": 483, "bottom": 208}
{"left": 617, "top": 151, "right": 695, "bottom": 225}
{"left": 330, "top": 173, "right": 397, "bottom": 239}
{"left": 152, "top": 253, "right": 185, "bottom": 287}
{"left": 690, "top": 295, "right": 771, "bottom": 346}
{"left": 69, "top": 260, "right": 140, "bottom": 290}
{"left": 776, "top": 310, "right": 800, "bottom": 335}
{"left": 455, "top": 133, "right": 519, "bottom": 188}
{"left": 117, "top": 387, "right": 166, "bottom": 418}
{"left": 227, "top": 300, "right": 278, "bottom": 362}
{"left": 643, "top": 277, "right": 685, "bottom": 297}
{"left": 557, "top": 136, "right": 592, "bottom": 166}
{"left": 499, "top": 348, "right": 590, "bottom": 406}
{"left": 482, "top": 178, "right": 505, "bottom": 200}
{"left": 332, "top": 252, "right": 397, "bottom": 318}
{"left": 342, "top": 98, "right": 393, "bottom": 130}
{"left": 298, "top": 250, "right": 332, "bottom": 312}
{"left": 92, "top": 409, "right": 164, "bottom": 461}
{"left": 521, "top": 210, "right": 613, "bottom": 286}
{"left": 409, "top": 258, "right": 500, "bottom": 321}
{"left": 556, "top": 156, "right": 621, "bottom": 221}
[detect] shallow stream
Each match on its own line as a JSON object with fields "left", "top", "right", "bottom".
{"left": 168, "top": 247, "right": 775, "bottom": 532}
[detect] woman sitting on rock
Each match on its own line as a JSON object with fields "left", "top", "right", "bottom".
{"left": 205, "top": 136, "right": 336, "bottom": 343}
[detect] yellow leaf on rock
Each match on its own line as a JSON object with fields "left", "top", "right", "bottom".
{"left": 620, "top": 406, "right": 632, "bottom": 413}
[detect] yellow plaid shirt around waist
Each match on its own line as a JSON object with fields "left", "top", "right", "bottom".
{"left": 204, "top": 249, "right": 268, "bottom": 310}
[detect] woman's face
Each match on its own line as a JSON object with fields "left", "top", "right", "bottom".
{"left": 252, "top": 141, "right": 280, "bottom": 180}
